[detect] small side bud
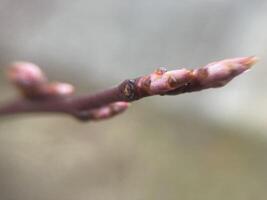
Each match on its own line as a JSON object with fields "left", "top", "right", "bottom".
{"left": 76, "top": 102, "right": 130, "bottom": 121}
{"left": 7, "top": 62, "right": 48, "bottom": 98}
{"left": 6, "top": 62, "right": 75, "bottom": 99}
{"left": 91, "top": 102, "right": 130, "bottom": 121}
{"left": 40, "top": 82, "right": 75, "bottom": 97}
{"left": 7, "top": 62, "right": 47, "bottom": 88}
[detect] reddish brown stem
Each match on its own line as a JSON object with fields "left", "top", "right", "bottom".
{"left": 0, "top": 56, "right": 258, "bottom": 121}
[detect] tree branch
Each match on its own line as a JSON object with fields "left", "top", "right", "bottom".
{"left": 0, "top": 56, "right": 258, "bottom": 121}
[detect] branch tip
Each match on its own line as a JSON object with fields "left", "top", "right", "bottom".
{"left": 0, "top": 56, "right": 257, "bottom": 122}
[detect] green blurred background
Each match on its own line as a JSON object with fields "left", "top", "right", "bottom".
{"left": 0, "top": 0, "right": 267, "bottom": 199}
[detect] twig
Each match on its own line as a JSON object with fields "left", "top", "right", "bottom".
{"left": 0, "top": 56, "right": 258, "bottom": 121}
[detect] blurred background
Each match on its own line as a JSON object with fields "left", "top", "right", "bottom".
{"left": 0, "top": 0, "right": 267, "bottom": 199}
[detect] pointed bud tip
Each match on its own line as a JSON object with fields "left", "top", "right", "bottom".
{"left": 224, "top": 56, "right": 259, "bottom": 75}
{"left": 237, "top": 56, "right": 259, "bottom": 69}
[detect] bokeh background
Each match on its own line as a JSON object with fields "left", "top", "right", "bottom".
{"left": 0, "top": 0, "right": 267, "bottom": 199}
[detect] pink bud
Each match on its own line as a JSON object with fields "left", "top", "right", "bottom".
{"left": 40, "top": 82, "right": 75, "bottom": 97}
{"left": 91, "top": 102, "right": 130, "bottom": 120}
{"left": 7, "top": 62, "right": 47, "bottom": 87}
{"left": 137, "top": 68, "right": 193, "bottom": 95}
{"left": 195, "top": 56, "right": 258, "bottom": 88}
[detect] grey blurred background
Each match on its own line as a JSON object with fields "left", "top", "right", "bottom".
{"left": 0, "top": 0, "right": 267, "bottom": 199}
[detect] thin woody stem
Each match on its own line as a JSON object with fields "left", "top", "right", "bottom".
{"left": 0, "top": 56, "right": 258, "bottom": 121}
